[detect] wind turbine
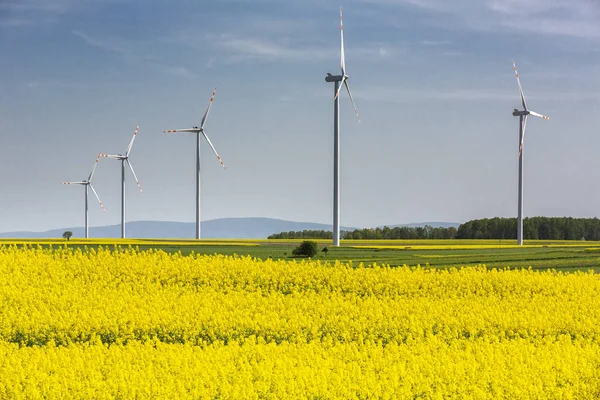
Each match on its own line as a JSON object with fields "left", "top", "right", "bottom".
{"left": 163, "top": 88, "right": 226, "bottom": 240}
{"left": 99, "top": 124, "right": 143, "bottom": 239}
{"left": 325, "top": 7, "right": 360, "bottom": 247}
{"left": 61, "top": 155, "right": 106, "bottom": 238}
{"left": 511, "top": 62, "right": 550, "bottom": 245}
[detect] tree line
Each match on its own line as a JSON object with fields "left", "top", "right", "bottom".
{"left": 268, "top": 225, "right": 457, "bottom": 240}
{"left": 456, "top": 217, "right": 600, "bottom": 240}
{"left": 268, "top": 230, "right": 335, "bottom": 239}
{"left": 268, "top": 217, "right": 600, "bottom": 241}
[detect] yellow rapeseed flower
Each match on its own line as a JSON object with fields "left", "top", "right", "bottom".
{"left": 0, "top": 246, "right": 598, "bottom": 397}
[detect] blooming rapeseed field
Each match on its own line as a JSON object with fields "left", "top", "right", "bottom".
{"left": 1, "top": 245, "right": 599, "bottom": 398}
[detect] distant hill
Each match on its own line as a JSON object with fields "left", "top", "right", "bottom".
{"left": 0, "top": 219, "right": 462, "bottom": 239}
{"left": 0, "top": 218, "right": 358, "bottom": 239}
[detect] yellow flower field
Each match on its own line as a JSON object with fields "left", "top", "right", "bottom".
{"left": 1, "top": 246, "right": 599, "bottom": 398}
{"left": 0, "top": 238, "right": 259, "bottom": 247}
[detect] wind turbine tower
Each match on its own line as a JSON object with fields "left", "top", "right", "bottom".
{"left": 325, "top": 7, "right": 360, "bottom": 246}
{"left": 61, "top": 155, "right": 106, "bottom": 238}
{"left": 163, "top": 88, "right": 227, "bottom": 240}
{"left": 100, "top": 124, "right": 143, "bottom": 239}
{"left": 511, "top": 62, "right": 550, "bottom": 245}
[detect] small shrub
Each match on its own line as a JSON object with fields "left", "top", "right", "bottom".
{"left": 292, "top": 241, "right": 318, "bottom": 258}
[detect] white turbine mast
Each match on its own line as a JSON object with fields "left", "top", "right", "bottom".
{"left": 325, "top": 7, "right": 360, "bottom": 246}
{"left": 163, "top": 88, "right": 226, "bottom": 240}
{"left": 61, "top": 155, "right": 106, "bottom": 238}
{"left": 99, "top": 124, "right": 143, "bottom": 239}
{"left": 511, "top": 62, "right": 550, "bottom": 245}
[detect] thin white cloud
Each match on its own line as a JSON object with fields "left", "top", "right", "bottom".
{"left": 0, "top": 0, "right": 130, "bottom": 13}
{"left": 22, "top": 80, "right": 95, "bottom": 90}
{"left": 72, "top": 30, "right": 129, "bottom": 56}
{"left": 0, "top": 0, "right": 74, "bottom": 29}
{"left": 72, "top": 30, "right": 196, "bottom": 79}
{"left": 355, "top": 86, "right": 600, "bottom": 103}
{"left": 0, "top": 19, "right": 34, "bottom": 27}
{"left": 441, "top": 51, "right": 464, "bottom": 57}
{"left": 210, "top": 34, "right": 330, "bottom": 61}
{"left": 420, "top": 40, "right": 452, "bottom": 46}
{"left": 360, "top": 0, "right": 600, "bottom": 39}
{"left": 204, "top": 33, "right": 399, "bottom": 65}
{"left": 205, "top": 57, "right": 217, "bottom": 69}
{"left": 0, "top": 0, "right": 131, "bottom": 28}
{"left": 357, "top": 88, "right": 516, "bottom": 102}
{"left": 162, "top": 66, "right": 197, "bottom": 79}
{"left": 164, "top": 8, "right": 402, "bottom": 66}
{"left": 0, "top": 0, "right": 74, "bottom": 13}
{"left": 499, "top": 17, "right": 600, "bottom": 39}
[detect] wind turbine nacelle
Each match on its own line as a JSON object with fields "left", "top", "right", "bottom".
{"left": 325, "top": 73, "right": 344, "bottom": 83}
{"left": 512, "top": 109, "right": 529, "bottom": 117}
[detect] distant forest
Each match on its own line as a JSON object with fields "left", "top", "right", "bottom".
{"left": 268, "top": 217, "right": 600, "bottom": 241}
{"left": 268, "top": 225, "right": 457, "bottom": 240}
{"left": 456, "top": 217, "right": 600, "bottom": 240}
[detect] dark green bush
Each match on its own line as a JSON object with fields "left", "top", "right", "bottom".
{"left": 292, "top": 241, "right": 318, "bottom": 258}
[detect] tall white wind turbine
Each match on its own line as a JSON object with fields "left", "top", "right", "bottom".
{"left": 511, "top": 62, "right": 550, "bottom": 245}
{"left": 99, "top": 124, "right": 143, "bottom": 239}
{"left": 325, "top": 7, "right": 360, "bottom": 246}
{"left": 61, "top": 155, "right": 106, "bottom": 238}
{"left": 163, "top": 88, "right": 226, "bottom": 240}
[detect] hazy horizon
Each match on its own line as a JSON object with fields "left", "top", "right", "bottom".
{"left": 0, "top": 217, "right": 462, "bottom": 235}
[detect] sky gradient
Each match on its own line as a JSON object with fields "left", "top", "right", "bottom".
{"left": 1, "top": 0, "right": 600, "bottom": 232}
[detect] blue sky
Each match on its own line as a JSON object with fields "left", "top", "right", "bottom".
{"left": 1, "top": 0, "right": 600, "bottom": 232}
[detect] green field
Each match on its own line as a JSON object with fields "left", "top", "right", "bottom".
{"left": 3, "top": 238, "right": 600, "bottom": 271}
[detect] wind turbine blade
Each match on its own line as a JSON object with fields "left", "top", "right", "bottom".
{"left": 163, "top": 128, "right": 201, "bottom": 133}
{"left": 340, "top": 7, "right": 345, "bottom": 76}
{"left": 89, "top": 183, "right": 106, "bottom": 212}
{"left": 126, "top": 160, "right": 143, "bottom": 192}
{"left": 200, "top": 87, "right": 217, "bottom": 129}
{"left": 512, "top": 62, "right": 528, "bottom": 111}
{"left": 518, "top": 115, "right": 528, "bottom": 158}
{"left": 202, "top": 131, "right": 226, "bottom": 169}
{"left": 334, "top": 77, "right": 345, "bottom": 100}
{"left": 88, "top": 155, "right": 101, "bottom": 182}
{"left": 344, "top": 80, "right": 361, "bottom": 122}
{"left": 62, "top": 181, "right": 87, "bottom": 185}
{"left": 126, "top": 124, "right": 140, "bottom": 156}
{"left": 529, "top": 111, "right": 551, "bottom": 120}
{"left": 99, "top": 154, "right": 123, "bottom": 160}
